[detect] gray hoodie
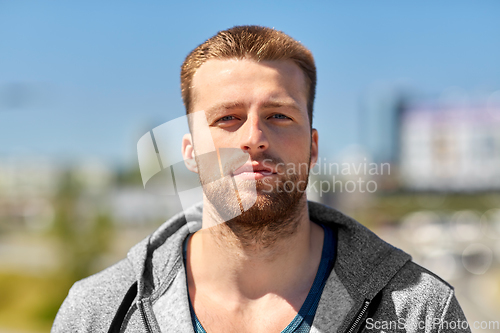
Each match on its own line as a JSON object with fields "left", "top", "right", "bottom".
{"left": 52, "top": 201, "right": 471, "bottom": 333}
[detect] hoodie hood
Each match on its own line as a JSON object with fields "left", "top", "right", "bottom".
{"left": 127, "top": 203, "right": 203, "bottom": 300}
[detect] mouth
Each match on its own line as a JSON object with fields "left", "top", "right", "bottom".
{"left": 232, "top": 161, "right": 276, "bottom": 179}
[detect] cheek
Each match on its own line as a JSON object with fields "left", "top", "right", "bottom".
{"left": 208, "top": 130, "right": 230, "bottom": 148}
{"left": 278, "top": 138, "right": 311, "bottom": 164}
{"left": 276, "top": 129, "right": 310, "bottom": 150}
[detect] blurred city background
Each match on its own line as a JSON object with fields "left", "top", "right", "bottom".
{"left": 1, "top": 1, "right": 500, "bottom": 332}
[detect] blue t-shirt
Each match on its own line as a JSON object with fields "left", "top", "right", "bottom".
{"left": 182, "top": 223, "right": 337, "bottom": 333}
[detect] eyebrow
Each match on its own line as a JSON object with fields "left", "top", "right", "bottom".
{"left": 205, "top": 100, "right": 302, "bottom": 116}
{"left": 205, "top": 102, "right": 245, "bottom": 115}
{"left": 261, "top": 101, "right": 302, "bottom": 113}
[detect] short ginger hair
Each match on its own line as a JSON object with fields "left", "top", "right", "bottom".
{"left": 180, "top": 25, "right": 317, "bottom": 126}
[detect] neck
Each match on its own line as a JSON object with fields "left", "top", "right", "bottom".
{"left": 186, "top": 196, "right": 324, "bottom": 303}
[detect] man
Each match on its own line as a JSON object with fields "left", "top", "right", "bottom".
{"left": 52, "top": 26, "right": 470, "bottom": 333}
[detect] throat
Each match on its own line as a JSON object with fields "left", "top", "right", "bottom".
{"left": 188, "top": 210, "right": 323, "bottom": 301}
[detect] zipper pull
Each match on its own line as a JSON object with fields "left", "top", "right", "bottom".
{"left": 345, "top": 299, "right": 371, "bottom": 333}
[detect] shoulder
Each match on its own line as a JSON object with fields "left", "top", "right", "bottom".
{"left": 51, "top": 258, "right": 136, "bottom": 332}
{"left": 386, "top": 260, "right": 454, "bottom": 310}
{"left": 372, "top": 261, "right": 470, "bottom": 332}
{"left": 51, "top": 204, "right": 202, "bottom": 332}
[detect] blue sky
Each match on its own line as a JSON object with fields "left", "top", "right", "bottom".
{"left": 1, "top": 1, "right": 499, "bottom": 167}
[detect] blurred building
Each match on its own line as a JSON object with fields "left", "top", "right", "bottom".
{"left": 359, "top": 85, "right": 404, "bottom": 164}
{"left": 400, "top": 100, "right": 500, "bottom": 191}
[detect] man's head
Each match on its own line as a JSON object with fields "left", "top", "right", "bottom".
{"left": 181, "top": 25, "right": 316, "bottom": 127}
{"left": 180, "top": 26, "right": 318, "bottom": 245}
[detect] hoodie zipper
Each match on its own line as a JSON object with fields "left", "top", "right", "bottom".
{"left": 138, "top": 299, "right": 152, "bottom": 333}
{"left": 345, "top": 299, "right": 370, "bottom": 333}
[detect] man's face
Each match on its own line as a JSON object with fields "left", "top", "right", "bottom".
{"left": 185, "top": 58, "right": 318, "bottom": 227}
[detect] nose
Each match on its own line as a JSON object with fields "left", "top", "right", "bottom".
{"left": 239, "top": 114, "right": 269, "bottom": 152}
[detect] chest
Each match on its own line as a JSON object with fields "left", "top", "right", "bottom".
{"left": 192, "top": 297, "right": 300, "bottom": 333}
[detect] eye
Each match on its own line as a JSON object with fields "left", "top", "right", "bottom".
{"left": 217, "top": 115, "right": 236, "bottom": 122}
{"left": 270, "top": 113, "right": 291, "bottom": 120}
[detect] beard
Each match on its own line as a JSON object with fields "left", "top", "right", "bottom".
{"left": 196, "top": 150, "right": 311, "bottom": 249}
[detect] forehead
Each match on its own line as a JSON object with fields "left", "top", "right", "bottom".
{"left": 190, "top": 58, "right": 308, "bottom": 112}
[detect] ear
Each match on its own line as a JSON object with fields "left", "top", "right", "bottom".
{"left": 182, "top": 133, "right": 198, "bottom": 173}
{"left": 310, "top": 129, "right": 319, "bottom": 170}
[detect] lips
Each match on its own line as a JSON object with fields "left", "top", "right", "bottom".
{"left": 232, "top": 161, "right": 276, "bottom": 177}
